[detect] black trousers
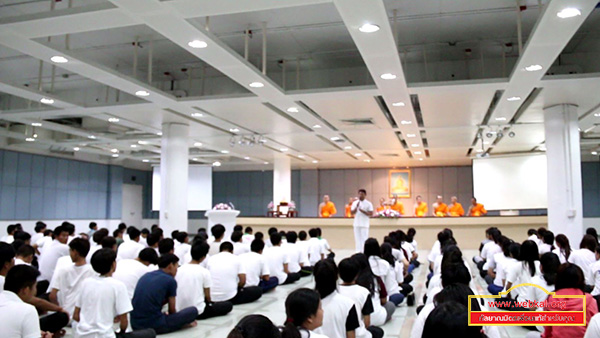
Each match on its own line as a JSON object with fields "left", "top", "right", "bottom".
{"left": 283, "top": 272, "right": 301, "bottom": 285}
{"left": 116, "top": 329, "right": 156, "bottom": 338}
{"left": 400, "top": 283, "right": 413, "bottom": 297}
{"left": 36, "top": 280, "right": 49, "bottom": 296}
{"left": 367, "top": 326, "right": 384, "bottom": 338}
{"left": 39, "top": 311, "right": 69, "bottom": 334}
{"left": 229, "top": 286, "right": 263, "bottom": 305}
{"left": 198, "top": 301, "right": 233, "bottom": 320}
{"left": 300, "top": 266, "right": 313, "bottom": 277}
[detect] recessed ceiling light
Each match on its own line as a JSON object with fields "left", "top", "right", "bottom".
{"left": 73, "top": 147, "right": 80, "bottom": 151}
{"left": 592, "top": 151, "right": 598, "bottom": 155}
{"left": 244, "top": 157, "right": 250, "bottom": 160}
{"left": 138, "top": 140, "right": 149, "bottom": 145}
{"left": 212, "top": 161, "right": 221, "bottom": 167}
{"left": 392, "top": 102, "right": 405, "bottom": 107}
{"left": 298, "top": 155, "right": 305, "bottom": 158}
{"left": 194, "top": 142, "right": 202, "bottom": 147}
{"left": 354, "top": 153, "right": 362, "bottom": 157}
{"left": 112, "top": 154, "right": 119, "bottom": 158}
{"left": 287, "top": 107, "right": 299, "bottom": 113}
{"left": 414, "top": 151, "right": 422, "bottom": 155}
{"left": 418, "top": 158, "right": 424, "bottom": 161}
{"left": 264, "top": 162, "right": 269, "bottom": 164}
{"left": 280, "top": 148, "right": 288, "bottom": 152}
{"left": 330, "top": 136, "right": 340, "bottom": 141}
{"left": 111, "top": 148, "right": 119, "bottom": 153}
{"left": 221, "top": 150, "right": 229, "bottom": 154}
{"left": 191, "top": 112, "right": 203, "bottom": 117}
{"left": 344, "top": 146, "right": 352, "bottom": 150}
{"left": 380, "top": 73, "right": 397, "bottom": 80}
{"left": 130, "top": 144, "right": 138, "bottom": 148}
{"left": 40, "top": 97, "right": 54, "bottom": 104}
{"left": 50, "top": 56, "right": 68, "bottom": 63}
{"left": 108, "top": 117, "right": 120, "bottom": 123}
{"left": 400, "top": 120, "right": 412, "bottom": 125}
{"left": 31, "top": 122, "right": 42, "bottom": 127}
{"left": 507, "top": 96, "right": 521, "bottom": 101}
{"left": 359, "top": 23, "right": 380, "bottom": 33}
{"left": 135, "top": 90, "right": 150, "bottom": 97}
{"left": 188, "top": 40, "right": 208, "bottom": 48}
{"left": 249, "top": 82, "right": 264, "bottom": 88}
{"left": 312, "top": 160, "right": 318, "bottom": 163}
{"left": 557, "top": 8, "right": 581, "bottom": 19}
{"left": 539, "top": 146, "right": 547, "bottom": 151}
{"left": 88, "top": 135, "right": 96, "bottom": 139}
{"left": 142, "top": 159, "right": 149, "bottom": 162}
{"left": 525, "top": 64, "right": 543, "bottom": 72}
{"left": 157, "top": 132, "right": 162, "bottom": 136}
{"left": 495, "top": 117, "right": 507, "bottom": 121}
{"left": 312, "top": 125, "right": 322, "bottom": 129}
{"left": 411, "top": 144, "right": 420, "bottom": 147}
{"left": 364, "top": 159, "right": 371, "bottom": 163}
{"left": 193, "top": 158, "right": 200, "bottom": 162}
{"left": 476, "top": 149, "right": 484, "bottom": 153}
{"left": 406, "top": 133, "right": 416, "bottom": 138}
{"left": 594, "top": 113, "right": 600, "bottom": 117}
{"left": 25, "top": 137, "right": 35, "bottom": 142}
{"left": 229, "top": 128, "right": 240, "bottom": 133}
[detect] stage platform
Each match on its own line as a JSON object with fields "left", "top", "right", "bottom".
{"left": 236, "top": 216, "right": 547, "bottom": 250}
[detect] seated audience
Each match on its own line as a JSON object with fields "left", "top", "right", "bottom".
{"left": 117, "top": 227, "right": 145, "bottom": 261}
{"left": 0, "top": 265, "right": 44, "bottom": 338}
{"left": 264, "top": 233, "right": 301, "bottom": 285}
{"left": 158, "top": 238, "right": 175, "bottom": 255}
{"left": 365, "top": 238, "right": 405, "bottom": 306}
{"left": 353, "top": 253, "right": 395, "bottom": 326}
{"left": 422, "top": 302, "right": 485, "bottom": 338}
{"left": 240, "top": 239, "right": 278, "bottom": 292}
{"left": 307, "top": 228, "right": 325, "bottom": 266}
{"left": 529, "top": 252, "right": 560, "bottom": 310}
{"left": 208, "top": 224, "right": 226, "bottom": 256}
{"left": 505, "top": 240, "right": 541, "bottom": 308}
{"left": 38, "top": 225, "right": 70, "bottom": 283}
{"left": 87, "top": 228, "right": 109, "bottom": 262}
{"left": 539, "top": 231, "right": 555, "bottom": 255}
{"left": 242, "top": 226, "right": 255, "bottom": 244}
{"left": 32, "top": 221, "right": 47, "bottom": 246}
{"left": 232, "top": 231, "right": 250, "bottom": 256}
{"left": 487, "top": 240, "right": 519, "bottom": 295}
{"left": 569, "top": 235, "right": 597, "bottom": 291}
{"left": 113, "top": 248, "right": 159, "bottom": 299}
{"left": 281, "top": 288, "right": 327, "bottom": 338}
{"left": 554, "top": 234, "right": 571, "bottom": 264}
{"left": 227, "top": 314, "right": 281, "bottom": 338}
{"left": 15, "top": 244, "right": 35, "bottom": 266}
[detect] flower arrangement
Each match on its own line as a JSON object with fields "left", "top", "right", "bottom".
{"left": 213, "top": 203, "right": 234, "bottom": 210}
{"left": 376, "top": 208, "right": 401, "bottom": 218}
{"left": 267, "top": 201, "right": 274, "bottom": 211}
{"left": 289, "top": 200, "right": 296, "bottom": 210}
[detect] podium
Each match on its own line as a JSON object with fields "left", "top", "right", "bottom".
{"left": 205, "top": 210, "right": 240, "bottom": 240}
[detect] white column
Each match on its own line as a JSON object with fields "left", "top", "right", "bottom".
{"left": 159, "top": 123, "right": 189, "bottom": 235}
{"left": 544, "top": 104, "right": 583, "bottom": 243}
{"left": 273, "top": 157, "right": 291, "bottom": 205}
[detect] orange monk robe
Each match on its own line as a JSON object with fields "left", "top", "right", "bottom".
{"left": 470, "top": 203, "right": 487, "bottom": 217}
{"left": 376, "top": 205, "right": 387, "bottom": 213}
{"left": 448, "top": 203, "right": 465, "bottom": 217}
{"left": 415, "top": 202, "right": 428, "bottom": 217}
{"left": 390, "top": 201, "right": 405, "bottom": 215}
{"left": 345, "top": 204, "right": 352, "bottom": 218}
{"left": 320, "top": 201, "right": 337, "bottom": 218}
{"left": 434, "top": 203, "right": 448, "bottom": 217}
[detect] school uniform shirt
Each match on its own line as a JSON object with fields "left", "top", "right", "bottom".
{"left": 552, "top": 248, "right": 568, "bottom": 264}
{"left": 529, "top": 275, "right": 554, "bottom": 307}
{"left": 410, "top": 302, "right": 434, "bottom": 338}
{"left": 1, "top": 235, "right": 14, "bottom": 244}
{"left": 505, "top": 260, "right": 541, "bottom": 302}
{"left": 131, "top": 270, "right": 177, "bottom": 329}
{"left": 351, "top": 199, "right": 374, "bottom": 229}
{"left": 482, "top": 242, "right": 502, "bottom": 270}
{"left": 206, "top": 251, "right": 246, "bottom": 301}
{"left": 31, "top": 232, "right": 43, "bottom": 246}
{"left": 401, "top": 242, "right": 414, "bottom": 260}
{"left": 496, "top": 257, "right": 516, "bottom": 289}
{"left": 50, "top": 255, "right": 74, "bottom": 285}
{"left": 38, "top": 239, "right": 69, "bottom": 281}
{"left": 36, "top": 236, "right": 52, "bottom": 255}
{"left": 539, "top": 243, "right": 553, "bottom": 255}
{"left": 50, "top": 264, "right": 97, "bottom": 317}
{"left": 0, "top": 290, "right": 41, "bottom": 338}
{"left": 282, "top": 242, "right": 304, "bottom": 273}
{"left": 408, "top": 239, "right": 418, "bottom": 252}
{"left": 591, "top": 260, "right": 600, "bottom": 296}
{"left": 233, "top": 242, "right": 250, "bottom": 256}
{"left": 338, "top": 284, "right": 375, "bottom": 338}
{"left": 116, "top": 240, "right": 144, "bottom": 262}
{"left": 263, "top": 246, "right": 290, "bottom": 285}
{"left": 314, "top": 291, "right": 360, "bottom": 338}
{"left": 0, "top": 275, "right": 4, "bottom": 290}
{"left": 86, "top": 244, "right": 102, "bottom": 263}
{"left": 584, "top": 313, "right": 600, "bottom": 338}
{"left": 113, "top": 259, "right": 155, "bottom": 299}
{"left": 369, "top": 256, "right": 399, "bottom": 296}
{"left": 75, "top": 276, "right": 132, "bottom": 338}
{"left": 175, "top": 264, "right": 211, "bottom": 314}
{"left": 139, "top": 236, "right": 148, "bottom": 247}
{"left": 427, "top": 240, "right": 441, "bottom": 263}
{"left": 320, "top": 238, "right": 331, "bottom": 253}
{"left": 307, "top": 237, "right": 325, "bottom": 265}
{"left": 174, "top": 242, "right": 192, "bottom": 264}
{"left": 242, "top": 234, "right": 255, "bottom": 244}
{"left": 208, "top": 240, "right": 226, "bottom": 257}
{"left": 239, "top": 251, "right": 270, "bottom": 287}
{"left": 14, "top": 258, "right": 30, "bottom": 266}
{"left": 569, "top": 249, "right": 597, "bottom": 286}
{"left": 300, "top": 331, "right": 329, "bottom": 338}
{"left": 490, "top": 253, "right": 507, "bottom": 286}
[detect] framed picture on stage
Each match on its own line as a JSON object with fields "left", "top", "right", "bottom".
{"left": 389, "top": 169, "right": 411, "bottom": 198}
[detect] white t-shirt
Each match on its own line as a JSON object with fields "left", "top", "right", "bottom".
{"left": 36, "top": 236, "right": 52, "bottom": 255}
{"left": 320, "top": 238, "right": 331, "bottom": 253}
{"left": 50, "top": 264, "right": 97, "bottom": 317}
{"left": 1, "top": 235, "right": 14, "bottom": 244}
{"left": 174, "top": 242, "right": 192, "bottom": 265}
{"left": 307, "top": 238, "right": 325, "bottom": 265}
{"left": 263, "top": 246, "right": 289, "bottom": 284}
{"left": 86, "top": 244, "right": 101, "bottom": 263}
{"left": 242, "top": 234, "right": 255, "bottom": 244}
{"left": 352, "top": 199, "right": 373, "bottom": 228}
{"left": 591, "top": 260, "right": 600, "bottom": 296}
{"left": 481, "top": 242, "right": 501, "bottom": 269}
{"left": 369, "top": 256, "right": 399, "bottom": 296}
{"left": 116, "top": 240, "right": 144, "bottom": 262}
{"left": 282, "top": 243, "right": 304, "bottom": 273}
{"left": 338, "top": 284, "right": 371, "bottom": 338}
{"left": 239, "top": 252, "right": 270, "bottom": 287}
{"left": 584, "top": 313, "right": 600, "bottom": 338}
{"left": 505, "top": 260, "right": 541, "bottom": 302}
{"left": 568, "top": 249, "right": 597, "bottom": 286}
{"left": 233, "top": 242, "right": 250, "bottom": 256}
{"left": 14, "top": 258, "right": 30, "bottom": 266}
{"left": 552, "top": 248, "right": 568, "bottom": 264}
{"left": 31, "top": 232, "right": 43, "bottom": 246}
{"left": 539, "top": 243, "right": 553, "bottom": 255}
{"left": 529, "top": 275, "right": 554, "bottom": 307}
{"left": 38, "top": 240, "right": 69, "bottom": 281}
{"left": 175, "top": 264, "right": 211, "bottom": 315}
{"left": 207, "top": 252, "right": 245, "bottom": 302}
{"left": 314, "top": 291, "right": 357, "bottom": 338}
{"left": 208, "top": 240, "right": 226, "bottom": 257}
{"left": 0, "top": 275, "right": 4, "bottom": 290}
{"left": 410, "top": 302, "right": 434, "bottom": 338}
{"left": 427, "top": 240, "right": 441, "bottom": 263}
{"left": 0, "top": 291, "right": 41, "bottom": 338}
{"left": 496, "top": 257, "right": 516, "bottom": 288}
{"left": 490, "top": 253, "right": 507, "bottom": 286}
{"left": 113, "top": 259, "right": 154, "bottom": 299}
{"left": 75, "top": 276, "right": 132, "bottom": 338}
{"left": 408, "top": 239, "right": 418, "bottom": 252}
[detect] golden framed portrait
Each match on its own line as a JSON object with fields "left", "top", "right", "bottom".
{"left": 389, "top": 169, "right": 411, "bottom": 198}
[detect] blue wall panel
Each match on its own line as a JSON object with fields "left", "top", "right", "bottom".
{"left": 31, "top": 156, "right": 45, "bottom": 188}
{"left": 0, "top": 186, "right": 16, "bottom": 219}
{"left": 29, "top": 187, "right": 44, "bottom": 220}
{"left": 15, "top": 187, "right": 30, "bottom": 220}
{"left": 17, "top": 154, "right": 32, "bottom": 187}
{"left": 3, "top": 151, "right": 18, "bottom": 186}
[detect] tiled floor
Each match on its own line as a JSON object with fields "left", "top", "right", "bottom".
{"left": 62, "top": 249, "right": 533, "bottom": 337}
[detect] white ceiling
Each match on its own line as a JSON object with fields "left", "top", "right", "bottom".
{"left": 0, "top": 0, "right": 599, "bottom": 170}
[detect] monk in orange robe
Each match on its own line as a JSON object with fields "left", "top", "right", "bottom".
{"left": 447, "top": 196, "right": 465, "bottom": 217}
{"left": 319, "top": 195, "right": 337, "bottom": 217}
{"left": 345, "top": 197, "right": 354, "bottom": 218}
{"left": 390, "top": 195, "right": 405, "bottom": 216}
{"left": 414, "top": 195, "right": 428, "bottom": 217}
{"left": 376, "top": 197, "right": 388, "bottom": 213}
{"left": 431, "top": 195, "right": 448, "bottom": 217}
{"left": 468, "top": 197, "right": 487, "bottom": 217}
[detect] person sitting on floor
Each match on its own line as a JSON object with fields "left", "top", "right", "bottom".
{"left": 117, "top": 227, "right": 145, "bottom": 262}
{"left": 113, "top": 248, "right": 159, "bottom": 300}
{"left": 281, "top": 288, "right": 328, "bottom": 338}
{"left": 240, "top": 239, "right": 278, "bottom": 293}
{"left": 263, "top": 232, "right": 301, "bottom": 285}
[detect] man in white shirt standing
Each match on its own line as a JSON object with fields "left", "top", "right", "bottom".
{"left": 0, "top": 265, "right": 45, "bottom": 338}
{"left": 113, "top": 248, "right": 158, "bottom": 300}
{"left": 351, "top": 189, "right": 374, "bottom": 253}
{"left": 117, "top": 227, "right": 145, "bottom": 261}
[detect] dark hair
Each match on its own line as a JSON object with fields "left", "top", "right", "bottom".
{"left": 35, "top": 222, "right": 47, "bottom": 233}
{"left": 316, "top": 228, "right": 322, "bottom": 237}
{"left": 352, "top": 253, "right": 375, "bottom": 295}
{"left": 17, "top": 244, "right": 35, "bottom": 258}
{"left": 286, "top": 231, "right": 297, "bottom": 244}
{"left": 127, "top": 227, "right": 141, "bottom": 240}
{"left": 4, "top": 265, "right": 39, "bottom": 293}
{"left": 537, "top": 227, "right": 547, "bottom": 238}
{"left": 270, "top": 232, "right": 282, "bottom": 246}
{"left": 220, "top": 242, "right": 234, "bottom": 252}
{"left": 268, "top": 227, "right": 278, "bottom": 235}
{"left": 175, "top": 231, "right": 188, "bottom": 244}
{"left": 138, "top": 248, "right": 159, "bottom": 265}
{"left": 434, "top": 283, "right": 481, "bottom": 311}
{"left": 152, "top": 228, "right": 164, "bottom": 238}
{"left": 528, "top": 228, "right": 538, "bottom": 236}
{"left": 299, "top": 231, "right": 307, "bottom": 241}
{"left": 380, "top": 243, "right": 395, "bottom": 266}
{"left": 441, "top": 263, "right": 471, "bottom": 287}
{"left": 89, "top": 222, "right": 97, "bottom": 230}
{"left": 43, "top": 229, "right": 53, "bottom": 237}
{"left": 63, "top": 223, "right": 75, "bottom": 236}
{"left": 118, "top": 223, "right": 127, "bottom": 231}
{"left": 158, "top": 238, "right": 175, "bottom": 254}
{"left": 308, "top": 228, "right": 319, "bottom": 238}
{"left": 69, "top": 238, "right": 91, "bottom": 257}
{"left": 255, "top": 232, "right": 264, "bottom": 241}
{"left": 151, "top": 224, "right": 159, "bottom": 232}
{"left": 358, "top": 189, "right": 367, "bottom": 195}
{"left": 580, "top": 235, "right": 598, "bottom": 252}
{"left": 508, "top": 242, "right": 521, "bottom": 259}
{"left": 282, "top": 288, "right": 321, "bottom": 338}
{"left": 339, "top": 257, "right": 359, "bottom": 283}
{"left": 147, "top": 232, "right": 161, "bottom": 247}
{"left": 519, "top": 240, "right": 539, "bottom": 277}
{"left": 251, "top": 239, "right": 265, "bottom": 253}
{"left": 441, "top": 245, "right": 463, "bottom": 272}
{"left": 586, "top": 228, "right": 599, "bottom": 242}
{"left": 543, "top": 231, "right": 555, "bottom": 250}
{"left": 11, "top": 240, "right": 25, "bottom": 253}
{"left": 314, "top": 259, "right": 338, "bottom": 299}
{"left": 234, "top": 225, "right": 243, "bottom": 232}
{"left": 540, "top": 252, "right": 560, "bottom": 286}
{"left": 555, "top": 263, "right": 586, "bottom": 292}
{"left": 490, "top": 229, "right": 502, "bottom": 243}
{"left": 227, "top": 314, "right": 281, "bottom": 338}
{"left": 158, "top": 253, "right": 179, "bottom": 268}
{"left": 53, "top": 225, "right": 68, "bottom": 238}
{"left": 231, "top": 231, "right": 244, "bottom": 243}
{"left": 211, "top": 224, "right": 226, "bottom": 239}
{"left": 555, "top": 234, "right": 572, "bottom": 260}
{"left": 113, "top": 229, "right": 123, "bottom": 238}
{"left": 93, "top": 228, "right": 109, "bottom": 244}
{"left": 101, "top": 236, "right": 117, "bottom": 249}
{"left": 91, "top": 248, "right": 117, "bottom": 275}
{"left": 363, "top": 238, "right": 381, "bottom": 258}
{"left": 422, "top": 302, "right": 485, "bottom": 338}
{"left": 245, "top": 227, "right": 253, "bottom": 234}
{"left": 6, "top": 224, "right": 16, "bottom": 235}
{"left": 191, "top": 241, "right": 210, "bottom": 261}
{"left": 0, "top": 242, "right": 16, "bottom": 269}
{"left": 141, "top": 228, "right": 150, "bottom": 235}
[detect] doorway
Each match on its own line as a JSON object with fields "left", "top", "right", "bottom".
{"left": 122, "top": 184, "right": 143, "bottom": 228}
